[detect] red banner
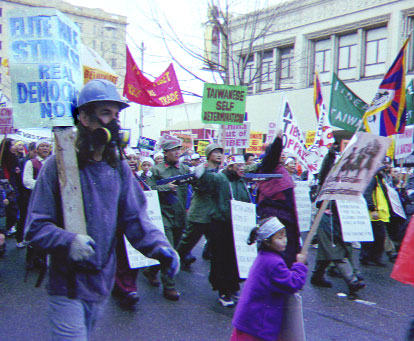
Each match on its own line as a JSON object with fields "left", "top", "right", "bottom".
{"left": 123, "top": 47, "right": 184, "bottom": 107}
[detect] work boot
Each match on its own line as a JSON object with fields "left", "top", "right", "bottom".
{"left": 163, "top": 288, "right": 180, "bottom": 301}
{"left": 310, "top": 275, "right": 332, "bottom": 288}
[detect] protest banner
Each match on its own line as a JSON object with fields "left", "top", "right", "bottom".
{"left": 8, "top": 8, "right": 83, "bottom": 128}
{"left": 294, "top": 181, "right": 312, "bottom": 232}
{"left": 386, "top": 184, "right": 407, "bottom": 219}
{"left": 124, "top": 47, "right": 183, "bottom": 107}
{"left": 329, "top": 73, "right": 367, "bottom": 132}
{"left": 0, "top": 108, "right": 16, "bottom": 134}
{"left": 318, "top": 132, "right": 391, "bottom": 201}
{"left": 394, "top": 125, "right": 414, "bottom": 160}
{"left": 336, "top": 197, "right": 373, "bottom": 242}
{"left": 172, "top": 133, "right": 193, "bottom": 150}
{"left": 305, "top": 131, "right": 315, "bottom": 149}
{"left": 138, "top": 136, "right": 157, "bottom": 151}
{"left": 125, "top": 190, "right": 165, "bottom": 268}
{"left": 221, "top": 122, "right": 251, "bottom": 148}
{"left": 246, "top": 131, "right": 264, "bottom": 154}
{"left": 195, "top": 139, "right": 209, "bottom": 156}
{"left": 231, "top": 199, "right": 257, "bottom": 278}
{"left": 201, "top": 83, "right": 247, "bottom": 125}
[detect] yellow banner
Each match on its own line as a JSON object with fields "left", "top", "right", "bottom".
{"left": 83, "top": 66, "right": 118, "bottom": 85}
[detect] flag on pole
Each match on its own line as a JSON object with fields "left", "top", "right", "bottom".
{"left": 123, "top": 47, "right": 184, "bottom": 107}
{"left": 406, "top": 79, "right": 414, "bottom": 126}
{"left": 314, "top": 71, "right": 323, "bottom": 121}
{"left": 362, "top": 37, "right": 410, "bottom": 136}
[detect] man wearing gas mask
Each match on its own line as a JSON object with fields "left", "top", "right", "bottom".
{"left": 25, "top": 79, "right": 179, "bottom": 340}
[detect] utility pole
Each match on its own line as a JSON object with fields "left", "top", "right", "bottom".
{"left": 138, "top": 42, "right": 146, "bottom": 138}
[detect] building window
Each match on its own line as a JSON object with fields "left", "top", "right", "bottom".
{"left": 364, "top": 26, "right": 387, "bottom": 77}
{"left": 111, "top": 44, "right": 117, "bottom": 53}
{"left": 0, "top": 8, "right": 3, "bottom": 17}
{"left": 408, "top": 17, "right": 414, "bottom": 73}
{"left": 258, "top": 50, "right": 273, "bottom": 92}
{"left": 0, "top": 25, "right": 2, "bottom": 34}
{"left": 279, "top": 46, "right": 294, "bottom": 89}
{"left": 241, "top": 54, "right": 255, "bottom": 94}
{"left": 92, "top": 40, "right": 96, "bottom": 50}
{"left": 314, "top": 38, "right": 331, "bottom": 83}
{"left": 111, "top": 59, "right": 117, "bottom": 68}
{"left": 337, "top": 33, "right": 357, "bottom": 80}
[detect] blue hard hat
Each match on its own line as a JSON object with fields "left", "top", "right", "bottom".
{"left": 77, "top": 79, "right": 129, "bottom": 110}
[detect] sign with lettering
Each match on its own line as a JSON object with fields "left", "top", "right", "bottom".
{"left": 195, "top": 139, "right": 209, "bottom": 156}
{"left": 138, "top": 136, "right": 156, "bottom": 151}
{"left": 266, "top": 122, "right": 277, "bottom": 144}
{"left": 246, "top": 131, "right": 264, "bottom": 154}
{"left": 318, "top": 132, "right": 391, "bottom": 201}
{"left": 231, "top": 199, "right": 257, "bottom": 278}
{"left": 294, "top": 181, "right": 312, "bottom": 232}
{"left": 201, "top": 83, "right": 247, "bottom": 125}
{"left": 386, "top": 184, "right": 406, "bottom": 219}
{"left": 394, "top": 125, "right": 414, "bottom": 160}
{"left": 336, "top": 197, "right": 373, "bottom": 242}
{"left": 0, "top": 108, "right": 16, "bottom": 134}
{"left": 221, "top": 122, "right": 251, "bottom": 148}
{"left": 124, "top": 190, "right": 165, "bottom": 268}
{"left": 8, "top": 8, "right": 83, "bottom": 128}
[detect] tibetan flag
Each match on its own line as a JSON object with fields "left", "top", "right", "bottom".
{"left": 313, "top": 71, "right": 323, "bottom": 121}
{"left": 123, "top": 47, "right": 184, "bottom": 107}
{"left": 362, "top": 37, "right": 410, "bottom": 136}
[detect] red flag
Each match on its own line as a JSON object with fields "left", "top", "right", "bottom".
{"left": 390, "top": 216, "right": 414, "bottom": 286}
{"left": 123, "top": 47, "right": 184, "bottom": 107}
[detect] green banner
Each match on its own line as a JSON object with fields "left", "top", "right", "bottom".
{"left": 407, "top": 79, "right": 414, "bottom": 126}
{"left": 201, "top": 83, "right": 247, "bottom": 125}
{"left": 329, "top": 73, "right": 368, "bottom": 132}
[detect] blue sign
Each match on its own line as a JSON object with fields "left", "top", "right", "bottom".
{"left": 8, "top": 8, "right": 83, "bottom": 128}
{"left": 138, "top": 136, "right": 156, "bottom": 151}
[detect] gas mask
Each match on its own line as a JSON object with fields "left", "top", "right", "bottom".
{"left": 91, "top": 119, "right": 121, "bottom": 148}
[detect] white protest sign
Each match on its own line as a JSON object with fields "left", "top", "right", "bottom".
{"left": 125, "top": 190, "right": 165, "bottom": 268}
{"left": 318, "top": 132, "right": 391, "bottom": 201}
{"left": 336, "top": 197, "right": 374, "bottom": 242}
{"left": 0, "top": 108, "right": 15, "bottom": 134}
{"left": 394, "top": 125, "right": 414, "bottom": 160}
{"left": 221, "top": 122, "right": 251, "bottom": 149}
{"left": 8, "top": 8, "right": 83, "bottom": 128}
{"left": 231, "top": 199, "right": 257, "bottom": 279}
{"left": 266, "top": 122, "right": 277, "bottom": 144}
{"left": 294, "top": 181, "right": 312, "bottom": 232}
{"left": 386, "top": 184, "right": 407, "bottom": 219}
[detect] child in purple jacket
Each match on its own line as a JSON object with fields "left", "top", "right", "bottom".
{"left": 231, "top": 217, "right": 308, "bottom": 341}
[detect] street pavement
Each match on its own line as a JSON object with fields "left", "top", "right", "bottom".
{"left": 0, "top": 235, "right": 413, "bottom": 341}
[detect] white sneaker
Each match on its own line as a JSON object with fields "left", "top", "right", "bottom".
{"left": 6, "top": 226, "right": 16, "bottom": 236}
{"left": 219, "top": 294, "right": 234, "bottom": 307}
{"left": 16, "top": 242, "right": 27, "bottom": 248}
{"left": 352, "top": 242, "right": 361, "bottom": 249}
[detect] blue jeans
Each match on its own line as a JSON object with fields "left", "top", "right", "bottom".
{"left": 48, "top": 295, "right": 107, "bottom": 340}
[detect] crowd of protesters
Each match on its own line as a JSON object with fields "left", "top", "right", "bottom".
{"left": 1, "top": 81, "right": 414, "bottom": 340}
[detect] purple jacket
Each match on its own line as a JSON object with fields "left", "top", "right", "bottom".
{"left": 232, "top": 250, "right": 307, "bottom": 340}
{"left": 25, "top": 156, "right": 171, "bottom": 301}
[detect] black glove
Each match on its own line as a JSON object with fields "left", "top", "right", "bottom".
{"left": 153, "top": 246, "right": 180, "bottom": 279}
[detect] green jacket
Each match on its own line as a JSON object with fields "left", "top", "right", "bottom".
{"left": 188, "top": 164, "right": 219, "bottom": 224}
{"left": 199, "top": 168, "right": 251, "bottom": 222}
{"left": 147, "top": 161, "right": 190, "bottom": 229}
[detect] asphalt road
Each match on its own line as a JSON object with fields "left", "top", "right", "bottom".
{"left": 0, "top": 235, "right": 413, "bottom": 341}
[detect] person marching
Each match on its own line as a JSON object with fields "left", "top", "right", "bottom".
{"left": 25, "top": 79, "right": 178, "bottom": 339}
{"left": 176, "top": 143, "right": 223, "bottom": 267}
{"left": 145, "top": 138, "right": 190, "bottom": 301}
{"left": 231, "top": 217, "right": 307, "bottom": 341}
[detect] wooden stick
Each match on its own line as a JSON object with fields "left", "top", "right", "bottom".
{"left": 54, "top": 127, "right": 87, "bottom": 235}
{"left": 300, "top": 199, "right": 329, "bottom": 254}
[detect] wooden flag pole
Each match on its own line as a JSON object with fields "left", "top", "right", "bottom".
{"left": 54, "top": 127, "right": 87, "bottom": 235}
{"left": 300, "top": 199, "right": 329, "bottom": 255}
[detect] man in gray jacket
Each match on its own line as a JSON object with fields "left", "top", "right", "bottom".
{"left": 25, "top": 79, "right": 178, "bottom": 340}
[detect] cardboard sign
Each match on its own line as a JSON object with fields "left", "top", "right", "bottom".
{"left": 294, "top": 181, "right": 312, "bottom": 232}
{"left": 231, "top": 199, "right": 257, "bottom": 279}
{"left": 195, "top": 140, "right": 209, "bottom": 156}
{"left": 386, "top": 184, "right": 407, "bottom": 219}
{"left": 336, "top": 197, "right": 373, "bottom": 242}
{"left": 394, "top": 125, "right": 414, "bottom": 160}
{"left": 201, "top": 83, "right": 247, "bottom": 125}
{"left": 172, "top": 133, "right": 193, "bottom": 150}
{"left": 305, "top": 131, "right": 316, "bottom": 148}
{"left": 8, "top": 8, "right": 83, "bottom": 128}
{"left": 125, "top": 190, "right": 165, "bottom": 268}
{"left": 318, "top": 132, "right": 391, "bottom": 201}
{"left": 0, "top": 108, "right": 15, "bottom": 134}
{"left": 221, "top": 122, "right": 251, "bottom": 148}
{"left": 246, "top": 131, "right": 264, "bottom": 154}
{"left": 138, "top": 136, "right": 156, "bottom": 151}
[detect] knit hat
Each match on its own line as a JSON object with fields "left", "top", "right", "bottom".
{"left": 256, "top": 217, "right": 285, "bottom": 247}
{"left": 153, "top": 151, "right": 164, "bottom": 160}
{"left": 141, "top": 156, "right": 154, "bottom": 166}
{"left": 36, "top": 140, "right": 51, "bottom": 149}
